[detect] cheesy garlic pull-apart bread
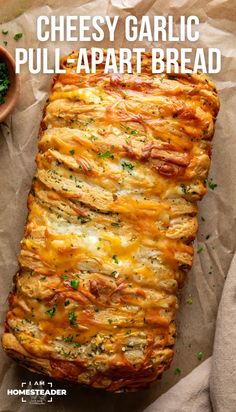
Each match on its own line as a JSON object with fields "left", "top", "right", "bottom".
{"left": 2, "top": 51, "right": 220, "bottom": 391}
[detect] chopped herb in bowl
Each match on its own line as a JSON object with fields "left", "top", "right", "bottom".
{"left": 0, "top": 46, "right": 20, "bottom": 121}
{"left": 0, "top": 61, "right": 10, "bottom": 104}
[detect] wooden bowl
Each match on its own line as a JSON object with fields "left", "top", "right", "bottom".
{"left": 0, "top": 46, "right": 20, "bottom": 122}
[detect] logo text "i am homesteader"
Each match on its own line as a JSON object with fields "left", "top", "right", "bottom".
{"left": 7, "top": 381, "right": 67, "bottom": 404}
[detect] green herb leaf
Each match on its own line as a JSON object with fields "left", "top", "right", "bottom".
{"left": 130, "top": 130, "right": 137, "bottom": 135}
{"left": 181, "top": 184, "right": 191, "bottom": 194}
{"left": 69, "top": 149, "right": 75, "bottom": 155}
{"left": 197, "top": 351, "right": 204, "bottom": 361}
{"left": 168, "top": 75, "right": 177, "bottom": 80}
{"left": 112, "top": 255, "right": 119, "bottom": 264}
{"left": 14, "top": 32, "right": 23, "bottom": 41}
{"left": 108, "top": 319, "right": 113, "bottom": 324}
{"left": 174, "top": 367, "right": 181, "bottom": 375}
{"left": 64, "top": 334, "right": 73, "bottom": 342}
{"left": 121, "top": 161, "right": 135, "bottom": 171}
{"left": 205, "top": 178, "right": 217, "bottom": 190}
{"left": 70, "top": 279, "right": 79, "bottom": 290}
{"left": 45, "top": 304, "right": 57, "bottom": 318}
{"left": 186, "top": 297, "right": 193, "bottom": 305}
{"left": 78, "top": 217, "right": 89, "bottom": 224}
{"left": 97, "top": 151, "right": 114, "bottom": 159}
{"left": 69, "top": 311, "right": 77, "bottom": 326}
{"left": 197, "top": 245, "right": 203, "bottom": 254}
{"left": 64, "top": 300, "right": 70, "bottom": 306}
{"left": 60, "top": 348, "right": 71, "bottom": 358}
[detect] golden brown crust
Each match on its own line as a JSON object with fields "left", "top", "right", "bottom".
{"left": 2, "top": 51, "right": 220, "bottom": 391}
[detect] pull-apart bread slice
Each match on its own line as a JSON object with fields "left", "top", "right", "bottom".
{"left": 2, "top": 51, "right": 220, "bottom": 391}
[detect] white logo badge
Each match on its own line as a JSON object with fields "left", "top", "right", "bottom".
{"left": 7, "top": 380, "right": 67, "bottom": 404}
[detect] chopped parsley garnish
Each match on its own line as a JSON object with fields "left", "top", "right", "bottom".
{"left": 130, "top": 130, "right": 137, "bottom": 135}
{"left": 108, "top": 319, "right": 113, "bottom": 324}
{"left": 91, "top": 135, "right": 98, "bottom": 140}
{"left": 111, "top": 222, "right": 120, "bottom": 227}
{"left": 69, "top": 149, "right": 75, "bottom": 155}
{"left": 168, "top": 75, "right": 177, "bottom": 80}
{"left": 97, "top": 151, "right": 114, "bottom": 159}
{"left": 14, "top": 32, "right": 23, "bottom": 41}
{"left": 197, "top": 351, "right": 204, "bottom": 361}
{"left": 197, "top": 245, "right": 203, "bottom": 254}
{"left": 0, "top": 61, "right": 10, "bottom": 104}
{"left": 2, "top": 29, "right": 8, "bottom": 35}
{"left": 186, "top": 297, "right": 193, "bottom": 305}
{"left": 78, "top": 217, "right": 89, "bottom": 224}
{"left": 45, "top": 304, "right": 57, "bottom": 318}
{"left": 64, "top": 300, "right": 70, "bottom": 306}
{"left": 64, "top": 334, "right": 73, "bottom": 342}
{"left": 112, "top": 255, "right": 119, "bottom": 264}
{"left": 121, "top": 161, "right": 135, "bottom": 171}
{"left": 205, "top": 178, "right": 217, "bottom": 190}
{"left": 61, "top": 274, "right": 68, "bottom": 280}
{"left": 69, "top": 311, "right": 77, "bottom": 326}
{"left": 174, "top": 367, "right": 181, "bottom": 375}
{"left": 181, "top": 184, "right": 191, "bottom": 194}
{"left": 60, "top": 348, "right": 71, "bottom": 358}
{"left": 70, "top": 279, "right": 79, "bottom": 290}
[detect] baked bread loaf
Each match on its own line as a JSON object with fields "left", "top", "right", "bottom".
{"left": 2, "top": 51, "right": 220, "bottom": 391}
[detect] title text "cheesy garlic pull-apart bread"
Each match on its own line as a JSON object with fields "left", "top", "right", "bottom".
{"left": 2, "top": 51, "right": 220, "bottom": 392}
